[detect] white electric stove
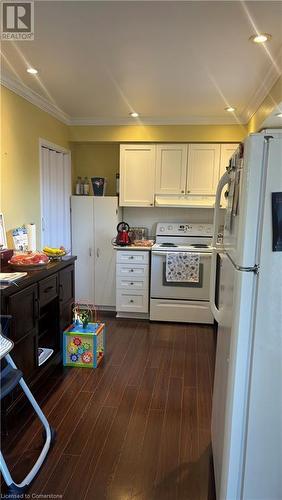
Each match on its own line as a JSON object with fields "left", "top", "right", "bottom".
{"left": 150, "top": 223, "right": 214, "bottom": 324}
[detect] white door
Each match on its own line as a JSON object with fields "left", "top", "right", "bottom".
{"left": 186, "top": 143, "right": 220, "bottom": 195}
{"left": 219, "top": 144, "right": 239, "bottom": 207}
{"left": 94, "top": 197, "right": 119, "bottom": 308}
{"left": 71, "top": 196, "right": 94, "bottom": 303}
{"left": 41, "top": 145, "right": 71, "bottom": 249}
{"left": 155, "top": 144, "right": 187, "bottom": 194}
{"left": 119, "top": 144, "right": 156, "bottom": 206}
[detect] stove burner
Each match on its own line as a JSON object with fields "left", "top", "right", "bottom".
{"left": 190, "top": 244, "right": 209, "bottom": 248}
{"left": 159, "top": 243, "right": 177, "bottom": 247}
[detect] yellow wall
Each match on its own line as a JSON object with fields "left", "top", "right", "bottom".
{"left": 71, "top": 143, "right": 119, "bottom": 196}
{"left": 69, "top": 124, "right": 246, "bottom": 143}
{"left": 0, "top": 86, "right": 69, "bottom": 246}
{"left": 247, "top": 76, "right": 282, "bottom": 134}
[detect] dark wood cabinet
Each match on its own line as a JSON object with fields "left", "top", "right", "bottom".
{"left": 1, "top": 257, "right": 76, "bottom": 413}
{"left": 7, "top": 284, "right": 38, "bottom": 343}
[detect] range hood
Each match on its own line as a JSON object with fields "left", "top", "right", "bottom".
{"left": 154, "top": 195, "right": 215, "bottom": 208}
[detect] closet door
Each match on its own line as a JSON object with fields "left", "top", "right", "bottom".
{"left": 41, "top": 146, "right": 71, "bottom": 249}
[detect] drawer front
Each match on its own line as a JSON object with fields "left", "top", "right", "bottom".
{"left": 39, "top": 274, "right": 58, "bottom": 307}
{"left": 116, "top": 291, "right": 148, "bottom": 313}
{"left": 116, "top": 264, "right": 148, "bottom": 278}
{"left": 116, "top": 276, "right": 148, "bottom": 291}
{"left": 116, "top": 251, "right": 149, "bottom": 264}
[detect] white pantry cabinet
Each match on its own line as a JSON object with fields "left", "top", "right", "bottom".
{"left": 155, "top": 144, "right": 188, "bottom": 195}
{"left": 186, "top": 144, "right": 221, "bottom": 195}
{"left": 119, "top": 144, "right": 156, "bottom": 207}
{"left": 71, "top": 196, "right": 120, "bottom": 309}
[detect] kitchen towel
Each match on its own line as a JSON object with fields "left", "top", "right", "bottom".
{"left": 26, "top": 223, "right": 37, "bottom": 251}
{"left": 166, "top": 252, "right": 200, "bottom": 283}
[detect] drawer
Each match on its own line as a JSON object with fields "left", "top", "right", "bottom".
{"left": 116, "top": 263, "right": 148, "bottom": 278}
{"left": 116, "top": 291, "right": 148, "bottom": 313}
{"left": 39, "top": 274, "right": 58, "bottom": 307}
{"left": 116, "top": 251, "right": 149, "bottom": 264}
{"left": 116, "top": 276, "right": 148, "bottom": 291}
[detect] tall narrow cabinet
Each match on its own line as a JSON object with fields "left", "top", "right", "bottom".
{"left": 71, "top": 196, "right": 120, "bottom": 309}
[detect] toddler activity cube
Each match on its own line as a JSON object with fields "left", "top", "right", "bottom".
{"left": 63, "top": 322, "right": 105, "bottom": 368}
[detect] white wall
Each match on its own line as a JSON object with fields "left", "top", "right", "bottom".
{"left": 123, "top": 207, "right": 216, "bottom": 238}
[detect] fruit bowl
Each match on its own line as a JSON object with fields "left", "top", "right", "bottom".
{"left": 43, "top": 247, "right": 69, "bottom": 260}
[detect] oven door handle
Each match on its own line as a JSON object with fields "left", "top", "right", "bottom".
{"left": 152, "top": 251, "right": 212, "bottom": 257}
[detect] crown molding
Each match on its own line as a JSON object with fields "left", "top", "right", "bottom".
{"left": 68, "top": 115, "right": 244, "bottom": 126}
{"left": 0, "top": 73, "right": 71, "bottom": 125}
{"left": 240, "top": 46, "right": 282, "bottom": 123}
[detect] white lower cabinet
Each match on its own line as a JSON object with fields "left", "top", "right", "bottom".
{"left": 116, "top": 250, "right": 150, "bottom": 317}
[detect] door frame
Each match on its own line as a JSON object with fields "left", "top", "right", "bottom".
{"left": 39, "top": 138, "right": 72, "bottom": 248}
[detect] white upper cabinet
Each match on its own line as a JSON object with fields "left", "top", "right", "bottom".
{"left": 155, "top": 144, "right": 187, "bottom": 194}
{"left": 186, "top": 144, "right": 221, "bottom": 195}
{"left": 120, "top": 144, "right": 156, "bottom": 206}
{"left": 219, "top": 143, "right": 239, "bottom": 207}
{"left": 219, "top": 143, "right": 239, "bottom": 178}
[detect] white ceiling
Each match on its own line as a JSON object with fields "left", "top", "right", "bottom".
{"left": 1, "top": 0, "right": 282, "bottom": 125}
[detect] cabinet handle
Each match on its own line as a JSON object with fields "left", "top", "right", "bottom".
{"left": 130, "top": 282, "right": 134, "bottom": 285}
{"left": 130, "top": 299, "right": 134, "bottom": 303}
{"left": 130, "top": 269, "right": 134, "bottom": 272}
{"left": 89, "top": 248, "right": 92, "bottom": 257}
{"left": 129, "top": 256, "right": 134, "bottom": 259}
{"left": 181, "top": 190, "right": 185, "bottom": 193}
{"left": 44, "top": 286, "right": 54, "bottom": 293}
{"left": 187, "top": 190, "right": 191, "bottom": 193}
{"left": 150, "top": 203, "right": 153, "bottom": 206}
{"left": 97, "top": 248, "right": 100, "bottom": 258}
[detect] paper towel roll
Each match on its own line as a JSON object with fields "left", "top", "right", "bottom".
{"left": 27, "top": 223, "right": 36, "bottom": 251}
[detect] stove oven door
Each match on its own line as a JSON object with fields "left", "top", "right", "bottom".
{"left": 151, "top": 251, "right": 211, "bottom": 300}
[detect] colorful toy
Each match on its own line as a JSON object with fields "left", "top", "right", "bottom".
{"left": 63, "top": 322, "right": 105, "bottom": 368}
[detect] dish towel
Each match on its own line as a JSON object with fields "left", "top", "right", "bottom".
{"left": 166, "top": 252, "right": 200, "bottom": 283}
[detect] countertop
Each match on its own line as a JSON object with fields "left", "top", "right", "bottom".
{"left": 0, "top": 256, "right": 77, "bottom": 297}
{"left": 113, "top": 245, "right": 153, "bottom": 251}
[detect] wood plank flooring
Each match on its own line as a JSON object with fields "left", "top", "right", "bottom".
{"left": 2, "top": 318, "right": 216, "bottom": 500}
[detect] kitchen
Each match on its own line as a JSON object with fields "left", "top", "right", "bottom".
{"left": 0, "top": 1, "right": 282, "bottom": 499}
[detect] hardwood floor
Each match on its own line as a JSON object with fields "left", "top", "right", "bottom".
{"left": 2, "top": 318, "right": 216, "bottom": 500}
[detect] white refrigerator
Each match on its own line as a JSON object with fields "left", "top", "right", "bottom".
{"left": 210, "top": 130, "right": 282, "bottom": 500}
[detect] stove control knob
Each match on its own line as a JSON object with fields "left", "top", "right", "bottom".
{"left": 160, "top": 226, "right": 165, "bottom": 232}
{"left": 199, "top": 225, "right": 204, "bottom": 231}
{"left": 168, "top": 225, "right": 173, "bottom": 230}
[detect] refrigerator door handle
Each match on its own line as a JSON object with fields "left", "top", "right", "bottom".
{"left": 210, "top": 171, "right": 230, "bottom": 322}
{"left": 212, "top": 170, "right": 230, "bottom": 247}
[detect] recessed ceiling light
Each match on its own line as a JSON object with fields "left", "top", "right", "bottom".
{"left": 249, "top": 33, "right": 272, "bottom": 44}
{"left": 27, "top": 67, "right": 38, "bottom": 75}
{"left": 130, "top": 112, "right": 139, "bottom": 118}
{"left": 225, "top": 106, "right": 236, "bottom": 113}
{"left": 275, "top": 112, "right": 282, "bottom": 118}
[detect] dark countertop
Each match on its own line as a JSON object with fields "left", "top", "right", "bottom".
{"left": 0, "top": 256, "right": 77, "bottom": 297}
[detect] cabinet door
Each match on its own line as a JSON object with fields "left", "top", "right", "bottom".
{"left": 155, "top": 144, "right": 187, "bottom": 194}
{"left": 59, "top": 265, "right": 75, "bottom": 305}
{"left": 94, "top": 197, "right": 119, "bottom": 307}
{"left": 120, "top": 145, "right": 156, "bottom": 206}
{"left": 187, "top": 144, "right": 220, "bottom": 195}
{"left": 71, "top": 196, "right": 95, "bottom": 303}
{"left": 7, "top": 284, "right": 38, "bottom": 342}
{"left": 219, "top": 144, "right": 239, "bottom": 207}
